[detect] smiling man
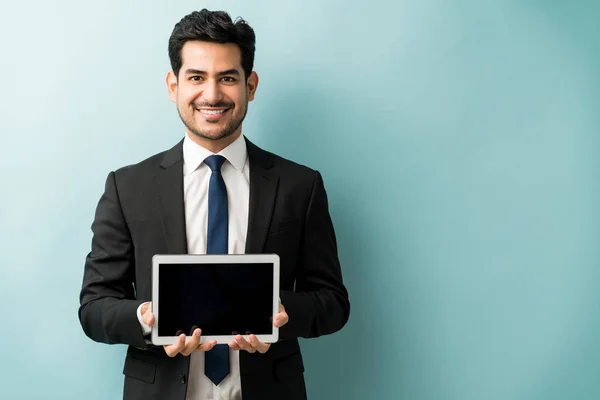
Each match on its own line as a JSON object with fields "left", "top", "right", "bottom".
{"left": 170, "top": 40, "right": 256, "bottom": 151}
{"left": 78, "top": 9, "right": 350, "bottom": 400}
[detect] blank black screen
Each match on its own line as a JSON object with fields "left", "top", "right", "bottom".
{"left": 157, "top": 263, "right": 274, "bottom": 336}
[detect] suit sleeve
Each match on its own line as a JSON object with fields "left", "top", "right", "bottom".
{"left": 279, "top": 171, "right": 350, "bottom": 339}
{"left": 78, "top": 171, "right": 147, "bottom": 347}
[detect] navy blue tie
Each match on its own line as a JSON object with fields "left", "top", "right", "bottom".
{"left": 203, "top": 155, "right": 230, "bottom": 386}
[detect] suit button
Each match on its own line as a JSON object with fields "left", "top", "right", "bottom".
{"left": 179, "top": 374, "right": 187, "bottom": 384}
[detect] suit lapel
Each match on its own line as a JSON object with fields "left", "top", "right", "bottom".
{"left": 154, "top": 140, "right": 188, "bottom": 254}
{"left": 245, "top": 138, "right": 279, "bottom": 254}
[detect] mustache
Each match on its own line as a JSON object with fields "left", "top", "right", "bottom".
{"left": 192, "top": 101, "right": 234, "bottom": 109}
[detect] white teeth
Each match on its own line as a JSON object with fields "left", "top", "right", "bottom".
{"left": 200, "top": 109, "right": 226, "bottom": 115}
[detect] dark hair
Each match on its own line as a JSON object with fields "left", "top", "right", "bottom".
{"left": 168, "top": 9, "right": 256, "bottom": 80}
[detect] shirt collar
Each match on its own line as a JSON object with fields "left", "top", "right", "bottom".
{"left": 183, "top": 133, "right": 248, "bottom": 175}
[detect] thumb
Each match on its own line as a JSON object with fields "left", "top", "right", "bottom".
{"left": 142, "top": 302, "right": 155, "bottom": 327}
{"left": 146, "top": 312, "right": 155, "bottom": 327}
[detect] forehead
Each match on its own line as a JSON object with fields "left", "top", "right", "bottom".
{"left": 180, "top": 41, "right": 242, "bottom": 71}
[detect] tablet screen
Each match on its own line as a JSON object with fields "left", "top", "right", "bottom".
{"left": 157, "top": 263, "right": 274, "bottom": 337}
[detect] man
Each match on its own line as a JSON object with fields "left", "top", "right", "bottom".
{"left": 78, "top": 9, "right": 350, "bottom": 400}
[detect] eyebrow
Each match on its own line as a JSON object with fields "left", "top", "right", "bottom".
{"left": 184, "top": 68, "right": 241, "bottom": 77}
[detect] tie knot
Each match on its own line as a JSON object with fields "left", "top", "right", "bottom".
{"left": 204, "top": 155, "right": 226, "bottom": 172}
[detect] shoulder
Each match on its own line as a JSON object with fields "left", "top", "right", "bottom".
{"left": 111, "top": 140, "right": 183, "bottom": 186}
{"left": 247, "top": 139, "right": 321, "bottom": 187}
{"left": 270, "top": 150, "right": 316, "bottom": 177}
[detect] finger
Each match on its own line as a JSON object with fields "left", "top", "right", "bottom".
{"left": 195, "top": 340, "right": 218, "bottom": 353}
{"left": 234, "top": 335, "right": 250, "bottom": 350}
{"left": 228, "top": 331, "right": 240, "bottom": 350}
{"left": 235, "top": 335, "right": 256, "bottom": 353}
{"left": 181, "top": 329, "right": 202, "bottom": 356}
{"left": 249, "top": 334, "right": 270, "bottom": 354}
{"left": 228, "top": 340, "right": 241, "bottom": 351}
{"left": 164, "top": 334, "right": 186, "bottom": 357}
{"left": 141, "top": 302, "right": 154, "bottom": 326}
{"left": 141, "top": 302, "right": 152, "bottom": 314}
{"left": 273, "top": 312, "right": 289, "bottom": 328}
{"left": 144, "top": 311, "right": 155, "bottom": 327}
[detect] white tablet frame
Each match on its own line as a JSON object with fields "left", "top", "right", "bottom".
{"left": 151, "top": 253, "right": 280, "bottom": 345}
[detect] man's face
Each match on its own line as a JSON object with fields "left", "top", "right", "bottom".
{"left": 167, "top": 41, "right": 258, "bottom": 143}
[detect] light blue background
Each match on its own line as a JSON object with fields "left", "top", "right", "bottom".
{"left": 1, "top": 0, "right": 598, "bottom": 399}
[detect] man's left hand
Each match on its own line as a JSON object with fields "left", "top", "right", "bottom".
{"left": 228, "top": 302, "right": 288, "bottom": 354}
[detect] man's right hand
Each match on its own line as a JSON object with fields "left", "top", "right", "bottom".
{"left": 140, "top": 302, "right": 217, "bottom": 357}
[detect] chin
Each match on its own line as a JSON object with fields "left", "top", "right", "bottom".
{"left": 205, "top": 129, "right": 230, "bottom": 139}
{"left": 191, "top": 129, "right": 230, "bottom": 141}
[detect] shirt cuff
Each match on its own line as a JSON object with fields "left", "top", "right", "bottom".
{"left": 137, "top": 302, "right": 152, "bottom": 336}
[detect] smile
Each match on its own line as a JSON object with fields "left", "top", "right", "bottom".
{"left": 197, "top": 108, "right": 229, "bottom": 115}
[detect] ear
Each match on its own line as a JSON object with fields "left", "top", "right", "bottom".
{"left": 166, "top": 70, "right": 178, "bottom": 103}
{"left": 247, "top": 71, "right": 259, "bottom": 102}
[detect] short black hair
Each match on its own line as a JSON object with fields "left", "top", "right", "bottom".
{"left": 168, "top": 9, "right": 256, "bottom": 80}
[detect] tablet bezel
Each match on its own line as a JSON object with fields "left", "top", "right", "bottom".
{"left": 151, "top": 253, "right": 280, "bottom": 345}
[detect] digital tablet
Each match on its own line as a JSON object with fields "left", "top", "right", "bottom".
{"left": 151, "top": 254, "right": 280, "bottom": 345}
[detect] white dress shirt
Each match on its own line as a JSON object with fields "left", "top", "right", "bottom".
{"left": 137, "top": 132, "right": 249, "bottom": 400}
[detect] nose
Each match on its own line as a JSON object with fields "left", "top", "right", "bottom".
{"left": 202, "top": 79, "right": 222, "bottom": 104}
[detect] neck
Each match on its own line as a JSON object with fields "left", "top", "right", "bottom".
{"left": 186, "top": 130, "right": 242, "bottom": 153}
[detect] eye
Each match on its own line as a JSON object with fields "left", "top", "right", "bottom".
{"left": 221, "top": 76, "right": 237, "bottom": 83}
{"left": 189, "top": 76, "right": 203, "bottom": 82}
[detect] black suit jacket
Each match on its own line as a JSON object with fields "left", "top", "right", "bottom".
{"left": 78, "top": 137, "right": 350, "bottom": 400}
